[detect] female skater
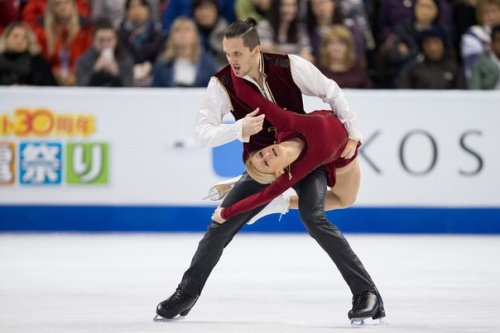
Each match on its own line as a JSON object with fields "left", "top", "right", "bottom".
{"left": 212, "top": 67, "right": 361, "bottom": 223}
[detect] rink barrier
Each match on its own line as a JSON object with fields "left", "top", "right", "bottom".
{"left": 1, "top": 88, "right": 500, "bottom": 233}
{"left": 0, "top": 206, "right": 499, "bottom": 234}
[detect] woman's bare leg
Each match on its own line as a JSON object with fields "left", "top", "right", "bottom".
{"left": 288, "top": 159, "right": 361, "bottom": 211}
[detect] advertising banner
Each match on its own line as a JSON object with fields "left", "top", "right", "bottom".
{"left": 1, "top": 88, "right": 499, "bottom": 233}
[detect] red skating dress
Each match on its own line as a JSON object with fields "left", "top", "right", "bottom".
{"left": 220, "top": 74, "right": 352, "bottom": 220}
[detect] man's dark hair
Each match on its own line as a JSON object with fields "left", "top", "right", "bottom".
{"left": 125, "top": 0, "right": 150, "bottom": 10}
{"left": 92, "top": 17, "right": 115, "bottom": 37}
{"left": 224, "top": 18, "right": 260, "bottom": 50}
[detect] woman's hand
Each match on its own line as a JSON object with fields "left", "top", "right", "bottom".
{"left": 341, "top": 139, "right": 358, "bottom": 159}
{"left": 212, "top": 206, "right": 227, "bottom": 224}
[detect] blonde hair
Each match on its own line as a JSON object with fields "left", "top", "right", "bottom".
{"left": 0, "top": 22, "right": 41, "bottom": 55}
{"left": 476, "top": 0, "right": 500, "bottom": 24}
{"left": 44, "top": 0, "right": 81, "bottom": 56}
{"left": 319, "top": 25, "right": 355, "bottom": 69}
{"left": 161, "top": 17, "right": 201, "bottom": 63}
{"left": 245, "top": 152, "right": 279, "bottom": 184}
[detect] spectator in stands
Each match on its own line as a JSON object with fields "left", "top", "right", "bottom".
{"left": 22, "top": 0, "right": 89, "bottom": 29}
{"left": 235, "top": 0, "right": 270, "bottom": 23}
{"left": 91, "top": 0, "right": 161, "bottom": 29}
{"left": 152, "top": 17, "right": 217, "bottom": 87}
{"left": 75, "top": 17, "right": 133, "bottom": 87}
{"left": 384, "top": 0, "right": 451, "bottom": 87}
{"left": 396, "top": 27, "right": 466, "bottom": 89}
{"left": 375, "top": 0, "right": 451, "bottom": 46}
{"left": 318, "top": 24, "right": 372, "bottom": 88}
{"left": 0, "top": 21, "right": 57, "bottom": 85}
{"left": 118, "top": 0, "right": 164, "bottom": 86}
{"left": 469, "top": 24, "right": 500, "bottom": 89}
{"left": 306, "top": 0, "right": 366, "bottom": 66}
{"left": 460, "top": 0, "right": 500, "bottom": 81}
{"left": 257, "top": 0, "right": 313, "bottom": 62}
{"left": 192, "top": 0, "right": 228, "bottom": 70}
{"left": 161, "top": 0, "right": 235, "bottom": 34}
{"left": 32, "top": 0, "right": 92, "bottom": 86}
{"left": 0, "top": 0, "right": 20, "bottom": 35}
{"left": 336, "top": 0, "right": 375, "bottom": 51}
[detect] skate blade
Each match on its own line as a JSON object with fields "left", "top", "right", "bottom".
{"left": 350, "top": 317, "right": 387, "bottom": 328}
{"left": 153, "top": 314, "right": 186, "bottom": 322}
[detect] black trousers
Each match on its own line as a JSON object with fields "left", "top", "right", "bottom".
{"left": 179, "top": 168, "right": 375, "bottom": 296}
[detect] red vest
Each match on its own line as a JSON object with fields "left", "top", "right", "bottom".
{"left": 215, "top": 53, "right": 305, "bottom": 161}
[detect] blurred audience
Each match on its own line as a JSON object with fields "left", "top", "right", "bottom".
{"left": 76, "top": 18, "right": 133, "bottom": 87}
{"left": 22, "top": 0, "right": 89, "bottom": 29}
{"left": 306, "top": 0, "right": 366, "bottom": 66}
{"left": 397, "top": 27, "right": 466, "bottom": 89}
{"left": 258, "top": 0, "right": 313, "bottom": 62}
{"left": 337, "top": 0, "right": 375, "bottom": 50}
{"left": 382, "top": 0, "right": 451, "bottom": 87}
{"left": 375, "top": 0, "right": 451, "bottom": 47}
{"left": 452, "top": 0, "right": 478, "bottom": 62}
{"left": 118, "top": 0, "right": 165, "bottom": 86}
{"left": 90, "top": 0, "right": 161, "bottom": 29}
{"left": 192, "top": 0, "right": 228, "bottom": 70}
{"left": 0, "top": 21, "right": 57, "bottom": 85}
{"left": 152, "top": 17, "right": 217, "bottom": 87}
{"left": 160, "top": 0, "right": 235, "bottom": 34}
{"left": 318, "top": 24, "right": 372, "bottom": 88}
{"left": 469, "top": 24, "right": 500, "bottom": 89}
{"left": 460, "top": 0, "right": 500, "bottom": 81}
{"left": 235, "top": 0, "right": 271, "bottom": 22}
{"left": 0, "top": 0, "right": 20, "bottom": 35}
{"left": 32, "top": 0, "right": 92, "bottom": 86}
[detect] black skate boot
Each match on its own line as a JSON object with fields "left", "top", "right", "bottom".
{"left": 154, "top": 287, "right": 199, "bottom": 321}
{"left": 348, "top": 289, "right": 385, "bottom": 327}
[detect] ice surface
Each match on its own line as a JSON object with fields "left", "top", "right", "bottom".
{"left": 1, "top": 233, "right": 499, "bottom": 333}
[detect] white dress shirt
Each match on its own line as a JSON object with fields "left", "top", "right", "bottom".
{"left": 193, "top": 54, "right": 362, "bottom": 148}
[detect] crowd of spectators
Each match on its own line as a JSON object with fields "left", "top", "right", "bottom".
{"left": 1, "top": 0, "right": 500, "bottom": 89}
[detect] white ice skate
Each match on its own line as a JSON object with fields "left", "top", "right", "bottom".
{"left": 247, "top": 194, "right": 290, "bottom": 225}
{"left": 202, "top": 176, "right": 241, "bottom": 201}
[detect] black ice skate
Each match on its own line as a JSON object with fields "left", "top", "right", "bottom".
{"left": 348, "top": 289, "right": 386, "bottom": 327}
{"left": 154, "top": 287, "right": 199, "bottom": 321}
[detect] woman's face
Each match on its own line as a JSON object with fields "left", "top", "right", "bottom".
{"left": 5, "top": 27, "right": 29, "bottom": 53}
{"left": 280, "top": 0, "right": 299, "bottom": 23}
{"left": 310, "top": 0, "right": 335, "bottom": 22}
{"left": 53, "top": 0, "right": 75, "bottom": 20}
{"left": 250, "top": 144, "right": 287, "bottom": 176}
{"left": 194, "top": 2, "right": 218, "bottom": 28}
{"left": 172, "top": 23, "right": 197, "bottom": 48}
{"left": 414, "top": 0, "right": 438, "bottom": 25}
{"left": 93, "top": 29, "right": 117, "bottom": 52}
{"left": 481, "top": 4, "right": 500, "bottom": 28}
{"left": 127, "top": 0, "right": 150, "bottom": 25}
{"left": 326, "top": 36, "right": 348, "bottom": 61}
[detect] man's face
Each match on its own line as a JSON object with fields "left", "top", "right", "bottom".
{"left": 93, "top": 29, "right": 117, "bottom": 52}
{"left": 422, "top": 37, "right": 444, "bottom": 61}
{"left": 222, "top": 37, "right": 259, "bottom": 77}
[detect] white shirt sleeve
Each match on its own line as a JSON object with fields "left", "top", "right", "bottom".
{"left": 288, "top": 54, "right": 363, "bottom": 141}
{"left": 193, "top": 77, "right": 250, "bottom": 147}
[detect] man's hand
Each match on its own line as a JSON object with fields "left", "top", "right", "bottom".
{"left": 212, "top": 206, "right": 226, "bottom": 224}
{"left": 341, "top": 139, "right": 358, "bottom": 159}
{"left": 242, "top": 108, "right": 265, "bottom": 137}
